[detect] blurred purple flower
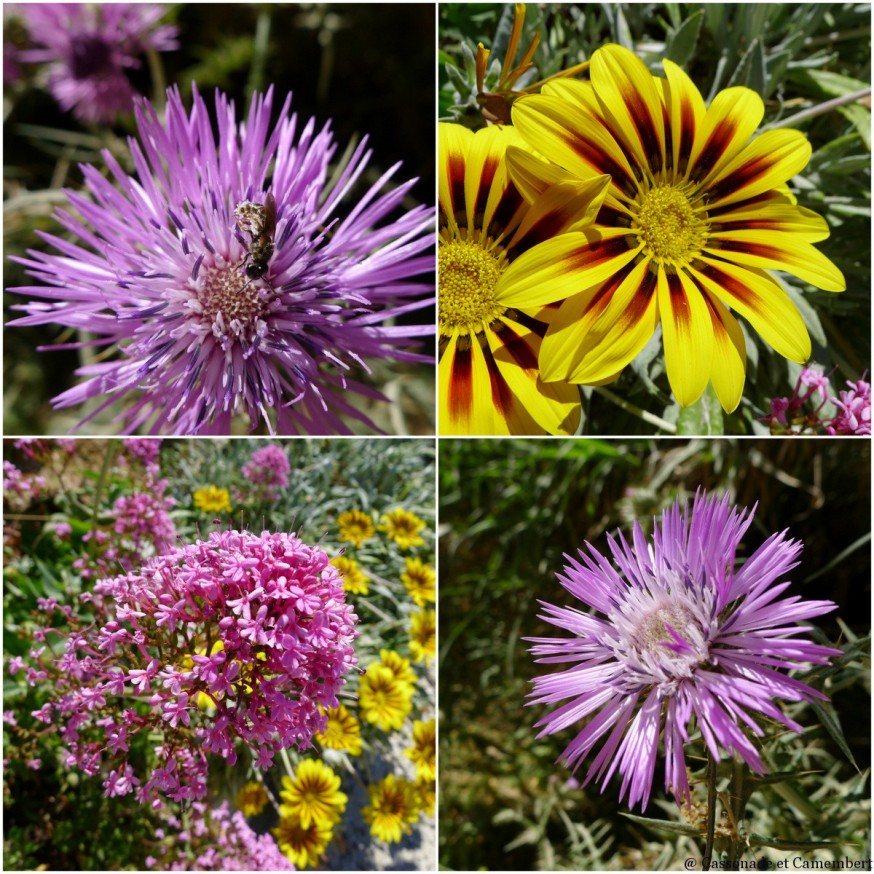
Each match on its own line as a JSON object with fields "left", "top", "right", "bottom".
{"left": 14, "top": 3, "right": 178, "bottom": 123}
{"left": 9, "top": 85, "right": 435, "bottom": 435}
{"left": 528, "top": 491, "right": 839, "bottom": 810}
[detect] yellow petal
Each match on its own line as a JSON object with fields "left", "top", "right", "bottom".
{"left": 689, "top": 258, "right": 811, "bottom": 362}
{"left": 590, "top": 44, "right": 667, "bottom": 175}
{"left": 499, "top": 228, "right": 640, "bottom": 309}
{"left": 658, "top": 268, "right": 714, "bottom": 407}
{"left": 688, "top": 86, "right": 764, "bottom": 186}
{"left": 705, "top": 128, "right": 813, "bottom": 210}
{"left": 540, "top": 259, "right": 659, "bottom": 383}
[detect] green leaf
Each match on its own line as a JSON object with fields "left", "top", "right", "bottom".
{"left": 729, "top": 37, "right": 767, "bottom": 97}
{"left": 665, "top": 9, "right": 704, "bottom": 67}
{"left": 619, "top": 812, "right": 701, "bottom": 837}
{"left": 838, "top": 104, "right": 872, "bottom": 151}
{"left": 748, "top": 834, "right": 839, "bottom": 851}
{"left": 676, "top": 385, "right": 724, "bottom": 436}
{"left": 809, "top": 698, "right": 858, "bottom": 770}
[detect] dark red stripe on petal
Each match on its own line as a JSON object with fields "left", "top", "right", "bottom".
{"left": 485, "top": 342, "right": 516, "bottom": 418}
{"left": 448, "top": 154, "right": 466, "bottom": 219}
{"left": 696, "top": 261, "right": 756, "bottom": 310}
{"left": 707, "top": 155, "right": 774, "bottom": 203}
{"left": 619, "top": 83, "right": 663, "bottom": 173}
{"left": 472, "top": 155, "right": 501, "bottom": 227}
{"left": 562, "top": 131, "right": 637, "bottom": 198}
{"left": 512, "top": 308, "right": 549, "bottom": 338}
{"left": 690, "top": 116, "right": 738, "bottom": 182}
{"left": 448, "top": 338, "right": 473, "bottom": 422}
{"left": 565, "top": 233, "right": 635, "bottom": 271}
{"left": 621, "top": 267, "right": 657, "bottom": 329}
{"left": 713, "top": 240, "right": 785, "bottom": 262}
{"left": 666, "top": 271, "right": 692, "bottom": 330}
{"left": 493, "top": 318, "right": 539, "bottom": 371}
{"left": 488, "top": 183, "right": 524, "bottom": 240}
{"left": 677, "top": 94, "right": 696, "bottom": 173}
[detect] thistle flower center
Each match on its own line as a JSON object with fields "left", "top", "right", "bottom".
{"left": 634, "top": 185, "right": 708, "bottom": 263}
{"left": 634, "top": 605, "right": 696, "bottom": 658}
{"left": 195, "top": 265, "right": 267, "bottom": 342}
{"left": 439, "top": 240, "right": 505, "bottom": 335}
{"left": 70, "top": 34, "right": 114, "bottom": 79}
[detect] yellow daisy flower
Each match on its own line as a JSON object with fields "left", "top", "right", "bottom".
{"left": 405, "top": 718, "right": 436, "bottom": 782}
{"left": 409, "top": 609, "right": 436, "bottom": 664}
{"left": 316, "top": 704, "right": 363, "bottom": 756}
{"left": 235, "top": 780, "right": 269, "bottom": 817}
{"left": 400, "top": 556, "right": 435, "bottom": 607}
{"left": 361, "top": 774, "right": 420, "bottom": 844}
{"left": 279, "top": 759, "right": 347, "bottom": 829}
{"left": 273, "top": 810, "right": 333, "bottom": 869}
{"left": 331, "top": 555, "right": 370, "bottom": 596}
{"left": 379, "top": 507, "right": 426, "bottom": 550}
{"left": 415, "top": 778, "right": 436, "bottom": 816}
{"left": 438, "top": 121, "right": 608, "bottom": 435}
{"left": 507, "top": 43, "right": 845, "bottom": 412}
{"left": 192, "top": 484, "right": 232, "bottom": 513}
{"left": 359, "top": 664, "right": 414, "bottom": 732}
{"left": 337, "top": 509, "right": 375, "bottom": 547}
{"left": 377, "top": 648, "right": 417, "bottom": 688}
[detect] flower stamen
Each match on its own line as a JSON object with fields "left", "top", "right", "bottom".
{"left": 633, "top": 184, "right": 708, "bottom": 263}
{"left": 439, "top": 238, "right": 505, "bottom": 335}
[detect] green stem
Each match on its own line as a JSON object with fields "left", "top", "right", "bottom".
{"left": 767, "top": 88, "right": 871, "bottom": 129}
{"left": 591, "top": 386, "right": 678, "bottom": 433}
{"left": 703, "top": 751, "right": 717, "bottom": 870}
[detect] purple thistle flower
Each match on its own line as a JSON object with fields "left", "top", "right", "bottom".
{"left": 528, "top": 490, "right": 840, "bottom": 811}
{"left": 14, "top": 3, "right": 178, "bottom": 123}
{"left": 8, "top": 84, "right": 435, "bottom": 435}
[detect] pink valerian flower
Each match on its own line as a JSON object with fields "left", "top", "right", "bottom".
{"left": 8, "top": 84, "right": 434, "bottom": 436}
{"left": 23, "top": 528, "right": 358, "bottom": 805}
{"left": 763, "top": 365, "right": 871, "bottom": 435}
{"left": 241, "top": 444, "right": 290, "bottom": 500}
{"left": 72, "top": 475, "right": 177, "bottom": 578}
{"left": 152, "top": 801, "right": 294, "bottom": 871}
{"left": 826, "top": 376, "right": 871, "bottom": 435}
{"left": 13, "top": 4, "right": 178, "bottom": 123}
{"left": 528, "top": 491, "right": 839, "bottom": 811}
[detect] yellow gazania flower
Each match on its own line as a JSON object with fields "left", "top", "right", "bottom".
{"left": 400, "top": 556, "right": 436, "bottom": 607}
{"left": 361, "top": 774, "right": 421, "bottom": 844}
{"left": 337, "top": 509, "right": 375, "bottom": 547}
{"left": 377, "top": 648, "right": 417, "bottom": 688}
{"left": 235, "top": 780, "right": 269, "bottom": 817}
{"left": 279, "top": 759, "right": 347, "bottom": 829}
{"left": 331, "top": 555, "right": 370, "bottom": 596}
{"left": 438, "top": 121, "right": 610, "bottom": 435}
{"left": 273, "top": 810, "right": 333, "bottom": 869}
{"left": 379, "top": 507, "right": 426, "bottom": 550}
{"left": 507, "top": 43, "right": 846, "bottom": 413}
{"left": 192, "top": 484, "right": 232, "bottom": 513}
{"left": 316, "top": 704, "right": 363, "bottom": 756}
{"left": 359, "top": 664, "right": 414, "bottom": 732}
{"left": 405, "top": 718, "right": 436, "bottom": 782}
{"left": 409, "top": 609, "right": 436, "bottom": 664}
{"left": 415, "top": 778, "right": 436, "bottom": 816}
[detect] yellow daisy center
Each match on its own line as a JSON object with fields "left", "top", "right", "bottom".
{"left": 633, "top": 184, "right": 708, "bottom": 263}
{"left": 438, "top": 238, "right": 505, "bottom": 335}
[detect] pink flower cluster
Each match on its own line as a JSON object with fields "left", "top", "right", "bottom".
{"left": 764, "top": 366, "right": 871, "bottom": 435}
{"left": 22, "top": 529, "right": 358, "bottom": 806}
{"left": 826, "top": 376, "right": 871, "bottom": 435}
{"left": 241, "top": 444, "right": 291, "bottom": 501}
{"left": 146, "top": 801, "right": 293, "bottom": 870}
{"left": 73, "top": 476, "right": 177, "bottom": 578}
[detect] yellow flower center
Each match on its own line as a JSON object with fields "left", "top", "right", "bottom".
{"left": 438, "top": 238, "right": 505, "bottom": 335}
{"left": 634, "top": 184, "right": 708, "bottom": 263}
